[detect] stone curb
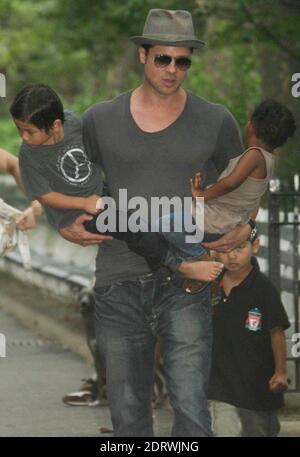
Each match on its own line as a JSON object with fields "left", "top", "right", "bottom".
{"left": 0, "top": 290, "right": 93, "bottom": 365}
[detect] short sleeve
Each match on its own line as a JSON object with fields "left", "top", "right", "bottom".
{"left": 211, "top": 108, "right": 244, "bottom": 175}
{"left": 19, "top": 154, "right": 52, "bottom": 200}
{"left": 82, "top": 107, "right": 103, "bottom": 166}
{"left": 264, "top": 281, "right": 290, "bottom": 331}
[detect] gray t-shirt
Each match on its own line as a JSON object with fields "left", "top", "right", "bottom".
{"left": 83, "top": 91, "right": 243, "bottom": 288}
{"left": 19, "top": 111, "right": 103, "bottom": 229}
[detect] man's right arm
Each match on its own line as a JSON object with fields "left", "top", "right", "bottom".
{"left": 59, "top": 213, "right": 112, "bottom": 246}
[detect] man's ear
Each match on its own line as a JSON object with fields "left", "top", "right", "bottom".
{"left": 138, "top": 47, "right": 147, "bottom": 65}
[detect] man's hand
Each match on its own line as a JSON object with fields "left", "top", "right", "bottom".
{"left": 269, "top": 372, "right": 288, "bottom": 394}
{"left": 190, "top": 172, "right": 203, "bottom": 198}
{"left": 59, "top": 213, "right": 113, "bottom": 246}
{"left": 202, "top": 223, "right": 251, "bottom": 252}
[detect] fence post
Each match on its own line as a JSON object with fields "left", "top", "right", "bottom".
{"left": 0, "top": 333, "right": 6, "bottom": 357}
{"left": 268, "top": 185, "right": 281, "bottom": 290}
{"left": 293, "top": 175, "right": 300, "bottom": 390}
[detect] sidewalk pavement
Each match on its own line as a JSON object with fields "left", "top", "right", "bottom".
{"left": 0, "top": 277, "right": 299, "bottom": 437}
{"left": 0, "top": 306, "right": 174, "bottom": 437}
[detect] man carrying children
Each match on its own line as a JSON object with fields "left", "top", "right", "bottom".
{"left": 57, "top": 9, "right": 255, "bottom": 437}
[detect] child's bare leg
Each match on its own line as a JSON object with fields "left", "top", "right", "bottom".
{"left": 178, "top": 253, "right": 224, "bottom": 282}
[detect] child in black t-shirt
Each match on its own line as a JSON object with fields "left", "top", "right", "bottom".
{"left": 208, "top": 233, "right": 290, "bottom": 437}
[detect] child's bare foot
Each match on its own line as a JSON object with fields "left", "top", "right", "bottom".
{"left": 179, "top": 259, "right": 224, "bottom": 282}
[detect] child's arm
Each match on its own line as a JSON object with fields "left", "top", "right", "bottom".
{"left": 39, "top": 192, "right": 102, "bottom": 215}
{"left": 191, "top": 148, "right": 265, "bottom": 201}
{"left": 0, "top": 148, "right": 24, "bottom": 191}
{"left": 269, "top": 327, "right": 289, "bottom": 394}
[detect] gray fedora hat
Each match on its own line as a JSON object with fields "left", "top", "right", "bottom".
{"left": 131, "top": 9, "right": 205, "bottom": 49}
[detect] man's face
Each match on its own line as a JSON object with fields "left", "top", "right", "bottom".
{"left": 215, "top": 239, "right": 259, "bottom": 273}
{"left": 139, "top": 45, "right": 192, "bottom": 96}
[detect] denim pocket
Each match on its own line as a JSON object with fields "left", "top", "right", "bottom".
{"left": 94, "top": 283, "right": 117, "bottom": 300}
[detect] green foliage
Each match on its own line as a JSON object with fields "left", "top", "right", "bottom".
{"left": 0, "top": 118, "right": 20, "bottom": 155}
{"left": 0, "top": 0, "right": 298, "bottom": 184}
{"left": 187, "top": 42, "right": 262, "bottom": 129}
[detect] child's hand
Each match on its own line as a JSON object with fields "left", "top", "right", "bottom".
{"left": 16, "top": 207, "right": 38, "bottom": 230}
{"left": 84, "top": 195, "right": 103, "bottom": 215}
{"left": 190, "top": 172, "right": 203, "bottom": 198}
{"left": 269, "top": 372, "right": 288, "bottom": 394}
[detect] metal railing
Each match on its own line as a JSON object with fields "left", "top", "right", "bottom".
{"left": 268, "top": 175, "right": 300, "bottom": 391}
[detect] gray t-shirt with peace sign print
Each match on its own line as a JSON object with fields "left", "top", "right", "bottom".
{"left": 19, "top": 111, "right": 103, "bottom": 229}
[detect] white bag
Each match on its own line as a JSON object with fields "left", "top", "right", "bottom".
{"left": 0, "top": 198, "right": 31, "bottom": 270}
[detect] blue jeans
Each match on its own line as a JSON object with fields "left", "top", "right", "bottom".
{"left": 93, "top": 269, "right": 213, "bottom": 437}
{"left": 158, "top": 212, "right": 207, "bottom": 262}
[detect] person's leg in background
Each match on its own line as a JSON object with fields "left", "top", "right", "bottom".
{"left": 62, "top": 285, "right": 106, "bottom": 406}
{"left": 79, "top": 288, "right": 107, "bottom": 402}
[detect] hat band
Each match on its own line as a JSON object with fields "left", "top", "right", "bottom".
{"left": 142, "top": 33, "right": 198, "bottom": 41}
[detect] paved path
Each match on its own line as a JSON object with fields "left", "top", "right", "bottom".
{"left": 0, "top": 309, "right": 110, "bottom": 437}
{"left": 0, "top": 308, "right": 172, "bottom": 437}
{"left": 0, "top": 308, "right": 299, "bottom": 437}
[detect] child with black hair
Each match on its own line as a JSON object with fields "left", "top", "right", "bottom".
{"left": 191, "top": 99, "right": 296, "bottom": 236}
{"left": 208, "top": 234, "right": 290, "bottom": 437}
{"left": 156, "top": 99, "right": 296, "bottom": 290}
{"left": 10, "top": 83, "right": 104, "bottom": 230}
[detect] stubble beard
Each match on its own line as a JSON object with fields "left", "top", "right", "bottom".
{"left": 145, "top": 74, "right": 182, "bottom": 97}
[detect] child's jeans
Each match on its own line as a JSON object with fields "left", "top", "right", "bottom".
{"left": 157, "top": 211, "right": 222, "bottom": 264}
{"left": 209, "top": 400, "right": 280, "bottom": 437}
{"left": 84, "top": 210, "right": 222, "bottom": 270}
